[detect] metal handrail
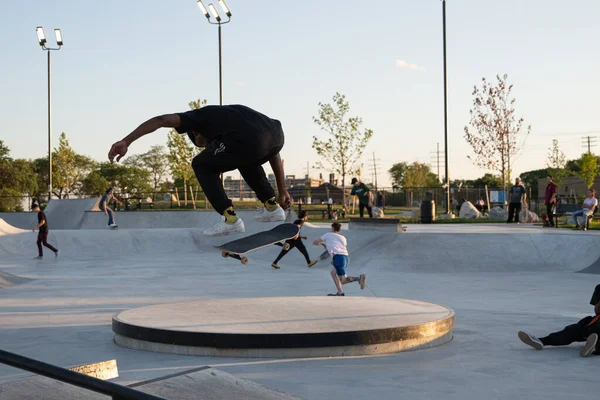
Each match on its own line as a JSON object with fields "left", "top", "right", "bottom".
{"left": 0, "top": 349, "right": 166, "bottom": 400}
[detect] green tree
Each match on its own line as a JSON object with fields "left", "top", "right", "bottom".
{"left": 0, "top": 140, "right": 9, "bottom": 159}
{"left": 96, "top": 162, "right": 152, "bottom": 194}
{"left": 0, "top": 144, "right": 37, "bottom": 210}
{"left": 473, "top": 173, "right": 503, "bottom": 187}
{"left": 576, "top": 153, "right": 598, "bottom": 189}
{"left": 546, "top": 139, "right": 567, "bottom": 186}
{"left": 464, "top": 74, "right": 531, "bottom": 207}
{"left": 52, "top": 132, "right": 96, "bottom": 198}
{"left": 80, "top": 171, "right": 110, "bottom": 196}
{"left": 389, "top": 162, "right": 438, "bottom": 188}
{"left": 312, "top": 92, "right": 373, "bottom": 205}
{"left": 124, "top": 145, "right": 168, "bottom": 196}
{"left": 389, "top": 162, "right": 408, "bottom": 188}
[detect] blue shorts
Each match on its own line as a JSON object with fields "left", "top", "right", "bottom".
{"left": 332, "top": 255, "right": 348, "bottom": 276}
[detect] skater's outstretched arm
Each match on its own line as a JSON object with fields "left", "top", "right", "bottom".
{"left": 109, "top": 114, "right": 181, "bottom": 162}
{"left": 268, "top": 153, "right": 291, "bottom": 208}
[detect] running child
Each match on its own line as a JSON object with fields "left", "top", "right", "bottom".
{"left": 108, "top": 104, "right": 290, "bottom": 236}
{"left": 313, "top": 222, "right": 366, "bottom": 296}
{"left": 271, "top": 211, "right": 317, "bottom": 269}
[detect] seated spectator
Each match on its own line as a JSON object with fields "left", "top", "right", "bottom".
{"left": 572, "top": 189, "right": 598, "bottom": 230}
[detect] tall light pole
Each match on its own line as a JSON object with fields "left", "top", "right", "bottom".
{"left": 197, "top": 0, "right": 232, "bottom": 106}
{"left": 441, "top": 0, "right": 450, "bottom": 214}
{"left": 36, "top": 26, "right": 63, "bottom": 202}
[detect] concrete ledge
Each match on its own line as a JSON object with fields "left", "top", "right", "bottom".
{"left": 112, "top": 297, "right": 454, "bottom": 358}
{"left": 348, "top": 217, "right": 403, "bottom": 232}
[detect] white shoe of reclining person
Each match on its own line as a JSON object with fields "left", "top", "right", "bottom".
{"left": 254, "top": 206, "right": 285, "bottom": 222}
{"left": 204, "top": 218, "right": 245, "bottom": 237}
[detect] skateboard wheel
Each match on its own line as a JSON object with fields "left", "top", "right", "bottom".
{"left": 283, "top": 243, "right": 290, "bottom": 251}
{"left": 221, "top": 251, "right": 229, "bottom": 258}
{"left": 240, "top": 257, "right": 248, "bottom": 265}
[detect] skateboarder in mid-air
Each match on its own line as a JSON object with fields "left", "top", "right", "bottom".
{"left": 99, "top": 187, "right": 122, "bottom": 229}
{"left": 517, "top": 284, "right": 600, "bottom": 357}
{"left": 313, "top": 222, "right": 365, "bottom": 296}
{"left": 31, "top": 203, "right": 59, "bottom": 259}
{"left": 271, "top": 211, "right": 317, "bottom": 269}
{"left": 108, "top": 104, "right": 290, "bottom": 237}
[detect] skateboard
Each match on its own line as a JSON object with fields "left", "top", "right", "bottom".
{"left": 109, "top": 225, "right": 119, "bottom": 230}
{"left": 214, "top": 223, "right": 300, "bottom": 264}
{"left": 319, "top": 243, "right": 330, "bottom": 260}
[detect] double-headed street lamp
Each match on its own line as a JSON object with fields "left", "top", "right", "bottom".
{"left": 36, "top": 26, "right": 63, "bottom": 202}
{"left": 197, "top": 0, "right": 232, "bottom": 105}
{"left": 441, "top": 0, "right": 450, "bottom": 214}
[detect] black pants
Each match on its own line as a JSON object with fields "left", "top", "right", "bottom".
{"left": 274, "top": 238, "right": 311, "bottom": 264}
{"left": 546, "top": 203, "right": 555, "bottom": 226}
{"left": 540, "top": 316, "right": 600, "bottom": 353}
{"left": 507, "top": 203, "right": 521, "bottom": 222}
{"left": 37, "top": 232, "right": 57, "bottom": 257}
{"left": 359, "top": 203, "right": 372, "bottom": 218}
{"left": 191, "top": 129, "right": 284, "bottom": 214}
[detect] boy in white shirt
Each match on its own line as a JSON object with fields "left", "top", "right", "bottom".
{"left": 313, "top": 222, "right": 366, "bottom": 296}
{"left": 573, "top": 189, "right": 598, "bottom": 230}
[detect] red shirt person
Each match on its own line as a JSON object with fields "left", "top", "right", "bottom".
{"left": 544, "top": 175, "right": 558, "bottom": 227}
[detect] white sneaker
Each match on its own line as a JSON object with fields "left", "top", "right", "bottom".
{"left": 518, "top": 331, "right": 543, "bottom": 350}
{"left": 254, "top": 206, "right": 285, "bottom": 222}
{"left": 204, "top": 218, "right": 245, "bottom": 237}
{"left": 580, "top": 333, "right": 598, "bottom": 357}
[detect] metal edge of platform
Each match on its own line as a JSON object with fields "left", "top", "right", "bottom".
{"left": 112, "top": 307, "right": 455, "bottom": 353}
{"left": 114, "top": 330, "right": 454, "bottom": 358}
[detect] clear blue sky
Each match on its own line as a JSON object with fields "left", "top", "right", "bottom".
{"left": 1, "top": 0, "right": 599, "bottom": 188}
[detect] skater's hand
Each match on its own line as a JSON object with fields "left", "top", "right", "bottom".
{"left": 109, "top": 140, "right": 128, "bottom": 163}
{"left": 278, "top": 190, "right": 291, "bottom": 210}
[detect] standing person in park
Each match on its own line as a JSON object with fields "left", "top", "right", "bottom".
{"left": 313, "top": 222, "right": 366, "bottom": 296}
{"left": 544, "top": 175, "right": 558, "bottom": 227}
{"left": 349, "top": 178, "right": 372, "bottom": 218}
{"left": 108, "top": 104, "right": 290, "bottom": 236}
{"left": 99, "top": 187, "right": 123, "bottom": 229}
{"left": 31, "top": 203, "right": 59, "bottom": 259}
{"left": 507, "top": 177, "right": 527, "bottom": 223}
{"left": 271, "top": 211, "right": 317, "bottom": 269}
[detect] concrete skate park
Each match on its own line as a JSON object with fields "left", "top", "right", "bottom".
{"left": 1, "top": 199, "right": 599, "bottom": 399}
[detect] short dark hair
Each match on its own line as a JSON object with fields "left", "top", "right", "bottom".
{"left": 590, "top": 189, "right": 596, "bottom": 196}
{"left": 331, "top": 222, "right": 342, "bottom": 232}
{"left": 547, "top": 175, "right": 553, "bottom": 180}
{"left": 298, "top": 210, "right": 307, "bottom": 219}
{"left": 31, "top": 203, "right": 39, "bottom": 209}
{"left": 106, "top": 187, "right": 113, "bottom": 194}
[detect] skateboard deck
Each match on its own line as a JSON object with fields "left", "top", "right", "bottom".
{"left": 109, "top": 225, "right": 119, "bottom": 230}
{"left": 214, "top": 223, "right": 300, "bottom": 264}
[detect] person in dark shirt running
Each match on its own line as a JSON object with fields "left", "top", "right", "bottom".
{"left": 271, "top": 211, "right": 317, "bottom": 269}
{"left": 108, "top": 104, "right": 290, "bottom": 237}
{"left": 31, "top": 203, "right": 59, "bottom": 259}
{"left": 349, "top": 178, "right": 372, "bottom": 218}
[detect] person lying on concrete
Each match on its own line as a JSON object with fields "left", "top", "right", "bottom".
{"left": 99, "top": 187, "right": 122, "bottom": 228}
{"left": 272, "top": 211, "right": 317, "bottom": 269}
{"left": 313, "top": 222, "right": 365, "bottom": 296}
{"left": 108, "top": 104, "right": 290, "bottom": 237}
{"left": 518, "top": 284, "right": 600, "bottom": 357}
{"left": 31, "top": 203, "right": 59, "bottom": 260}
{"left": 572, "top": 189, "right": 598, "bottom": 230}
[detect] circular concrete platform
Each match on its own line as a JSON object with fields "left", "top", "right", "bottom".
{"left": 112, "top": 297, "right": 455, "bottom": 358}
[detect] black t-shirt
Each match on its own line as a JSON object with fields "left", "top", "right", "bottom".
{"left": 38, "top": 211, "right": 48, "bottom": 233}
{"left": 175, "top": 105, "right": 282, "bottom": 143}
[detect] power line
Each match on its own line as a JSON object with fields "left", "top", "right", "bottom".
{"left": 429, "top": 142, "right": 445, "bottom": 182}
{"left": 367, "top": 152, "right": 382, "bottom": 190}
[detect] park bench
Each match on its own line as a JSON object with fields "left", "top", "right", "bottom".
{"left": 296, "top": 203, "right": 334, "bottom": 220}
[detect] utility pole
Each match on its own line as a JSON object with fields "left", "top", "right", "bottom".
{"left": 430, "top": 142, "right": 445, "bottom": 183}
{"left": 582, "top": 136, "right": 597, "bottom": 154}
{"left": 367, "top": 153, "right": 381, "bottom": 190}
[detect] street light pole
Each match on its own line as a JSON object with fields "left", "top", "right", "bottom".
{"left": 441, "top": 0, "right": 450, "bottom": 214}
{"left": 36, "top": 27, "right": 63, "bottom": 203}
{"left": 197, "top": 0, "right": 232, "bottom": 106}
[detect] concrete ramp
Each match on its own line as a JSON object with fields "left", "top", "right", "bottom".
{"left": 43, "top": 198, "right": 100, "bottom": 230}
{"left": 0, "top": 367, "right": 301, "bottom": 400}
{"left": 0, "top": 219, "right": 26, "bottom": 236}
{"left": 0, "top": 270, "right": 32, "bottom": 288}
